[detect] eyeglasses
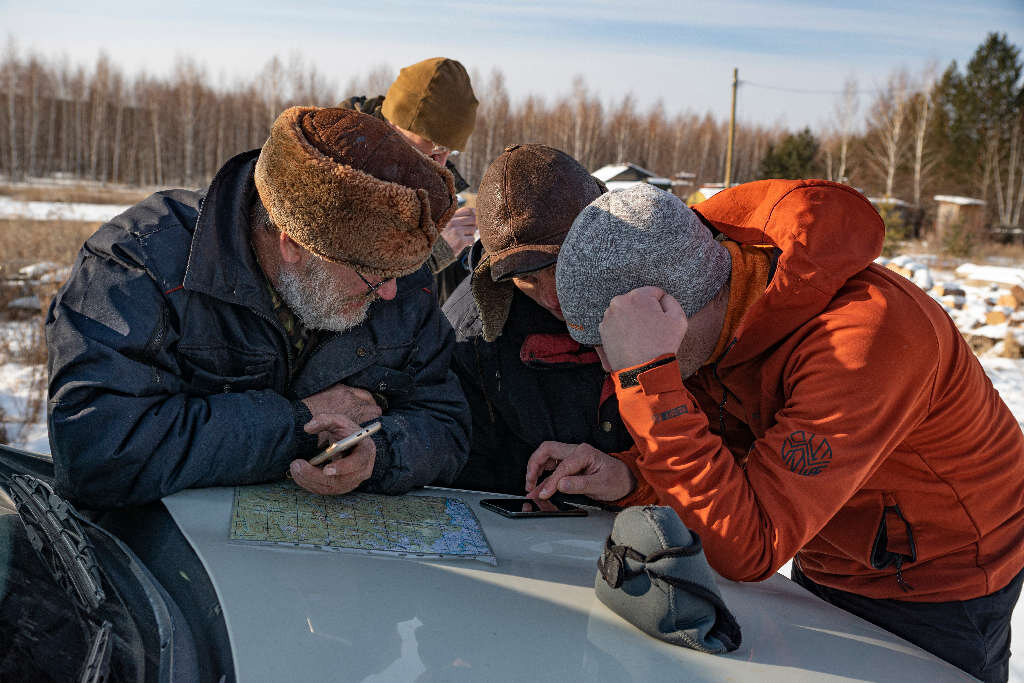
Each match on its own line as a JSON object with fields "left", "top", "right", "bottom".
{"left": 425, "top": 141, "right": 450, "bottom": 161}
{"left": 355, "top": 270, "right": 389, "bottom": 296}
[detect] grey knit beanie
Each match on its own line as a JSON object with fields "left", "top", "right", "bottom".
{"left": 556, "top": 184, "right": 732, "bottom": 345}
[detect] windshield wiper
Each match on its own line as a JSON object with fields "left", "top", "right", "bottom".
{"left": 79, "top": 620, "right": 113, "bottom": 683}
{"left": 7, "top": 474, "right": 105, "bottom": 612}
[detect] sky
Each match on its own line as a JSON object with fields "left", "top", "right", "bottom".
{"left": 2, "top": 0, "right": 1023, "bottom": 130}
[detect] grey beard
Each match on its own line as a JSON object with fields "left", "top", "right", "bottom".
{"left": 277, "top": 257, "right": 371, "bottom": 332}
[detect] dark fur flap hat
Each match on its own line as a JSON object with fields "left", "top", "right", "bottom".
{"left": 472, "top": 144, "right": 606, "bottom": 341}
{"left": 595, "top": 506, "right": 741, "bottom": 654}
{"left": 254, "top": 106, "right": 457, "bottom": 279}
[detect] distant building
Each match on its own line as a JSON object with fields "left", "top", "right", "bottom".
{"left": 934, "top": 195, "right": 987, "bottom": 241}
{"left": 672, "top": 171, "right": 696, "bottom": 189}
{"left": 592, "top": 163, "right": 672, "bottom": 192}
{"left": 867, "top": 196, "right": 911, "bottom": 210}
{"left": 686, "top": 184, "right": 726, "bottom": 206}
{"left": 868, "top": 196, "right": 916, "bottom": 236}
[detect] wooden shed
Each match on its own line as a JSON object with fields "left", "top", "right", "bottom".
{"left": 934, "top": 195, "right": 986, "bottom": 242}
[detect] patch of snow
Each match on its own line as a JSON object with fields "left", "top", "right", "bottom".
{"left": 7, "top": 296, "right": 41, "bottom": 311}
{"left": 591, "top": 164, "right": 630, "bottom": 181}
{"left": 0, "top": 361, "right": 47, "bottom": 453}
{"left": 912, "top": 269, "right": 933, "bottom": 290}
{"left": 956, "top": 263, "right": 1024, "bottom": 286}
{"left": 38, "top": 267, "right": 71, "bottom": 284}
{"left": 933, "top": 195, "right": 985, "bottom": 206}
{"left": 18, "top": 262, "right": 61, "bottom": 278}
{"left": 0, "top": 196, "right": 131, "bottom": 222}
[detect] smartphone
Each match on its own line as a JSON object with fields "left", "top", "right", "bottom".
{"left": 479, "top": 497, "right": 588, "bottom": 518}
{"left": 308, "top": 421, "right": 382, "bottom": 467}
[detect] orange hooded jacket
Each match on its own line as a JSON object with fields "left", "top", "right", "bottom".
{"left": 610, "top": 179, "right": 1024, "bottom": 602}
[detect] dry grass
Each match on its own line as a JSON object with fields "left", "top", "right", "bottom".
{"left": 969, "top": 239, "right": 1024, "bottom": 266}
{"left": 0, "top": 214, "right": 89, "bottom": 445}
{"left": 894, "top": 237, "right": 1024, "bottom": 271}
{"left": 0, "top": 218, "right": 99, "bottom": 276}
{"left": 0, "top": 181, "right": 153, "bottom": 206}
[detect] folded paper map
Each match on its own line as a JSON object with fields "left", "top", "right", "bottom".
{"left": 229, "top": 481, "right": 495, "bottom": 564}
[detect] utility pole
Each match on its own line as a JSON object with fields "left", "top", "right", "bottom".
{"left": 724, "top": 68, "right": 738, "bottom": 187}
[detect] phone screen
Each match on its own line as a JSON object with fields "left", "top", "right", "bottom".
{"left": 479, "top": 498, "right": 588, "bottom": 518}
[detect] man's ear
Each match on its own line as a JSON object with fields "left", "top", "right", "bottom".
{"left": 278, "top": 231, "right": 307, "bottom": 265}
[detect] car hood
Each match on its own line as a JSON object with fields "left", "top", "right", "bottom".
{"left": 162, "top": 486, "right": 968, "bottom": 682}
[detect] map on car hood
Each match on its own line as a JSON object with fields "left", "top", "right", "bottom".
{"left": 229, "top": 481, "right": 495, "bottom": 564}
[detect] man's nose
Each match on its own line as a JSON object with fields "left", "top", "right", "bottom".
{"left": 376, "top": 279, "right": 399, "bottom": 301}
{"left": 431, "top": 150, "right": 451, "bottom": 166}
{"left": 540, "top": 287, "right": 561, "bottom": 311}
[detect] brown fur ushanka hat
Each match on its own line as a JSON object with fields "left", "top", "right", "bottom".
{"left": 254, "top": 106, "right": 457, "bottom": 279}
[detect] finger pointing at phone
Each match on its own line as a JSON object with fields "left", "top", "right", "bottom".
{"left": 524, "top": 441, "right": 636, "bottom": 502}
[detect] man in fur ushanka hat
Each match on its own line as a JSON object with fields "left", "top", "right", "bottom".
{"left": 47, "top": 106, "right": 470, "bottom": 508}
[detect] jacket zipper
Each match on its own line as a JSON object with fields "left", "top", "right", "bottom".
{"left": 472, "top": 337, "right": 497, "bottom": 423}
{"left": 188, "top": 178, "right": 298, "bottom": 386}
{"left": 710, "top": 338, "right": 740, "bottom": 437}
{"left": 883, "top": 492, "right": 916, "bottom": 592}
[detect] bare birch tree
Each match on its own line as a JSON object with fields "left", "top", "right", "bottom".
{"left": 910, "top": 68, "right": 939, "bottom": 206}
{"left": 864, "top": 70, "right": 912, "bottom": 197}
{"left": 830, "top": 76, "right": 859, "bottom": 182}
{"left": 3, "top": 38, "right": 18, "bottom": 180}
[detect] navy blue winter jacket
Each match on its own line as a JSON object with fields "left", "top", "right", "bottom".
{"left": 443, "top": 268, "right": 633, "bottom": 495}
{"left": 46, "top": 150, "right": 470, "bottom": 509}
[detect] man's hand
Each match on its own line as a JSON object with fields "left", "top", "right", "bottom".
{"left": 599, "top": 286, "right": 688, "bottom": 371}
{"left": 290, "top": 414, "right": 376, "bottom": 495}
{"left": 302, "top": 383, "right": 382, "bottom": 434}
{"left": 440, "top": 206, "right": 476, "bottom": 255}
{"left": 525, "top": 441, "right": 636, "bottom": 502}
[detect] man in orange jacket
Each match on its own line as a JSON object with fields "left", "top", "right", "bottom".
{"left": 527, "top": 181, "right": 1024, "bottom": 682}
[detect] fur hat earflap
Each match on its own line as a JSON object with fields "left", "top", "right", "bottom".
{"left": 254, "top": 106, "right": 457, "bottom": 279}
{"left": 471, "top": 255, "right": 514, "bottom": 342}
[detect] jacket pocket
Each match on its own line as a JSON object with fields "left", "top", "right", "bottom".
{"left": 177, "top": 346, "right": 275, "bottom": 394}
{"left": 870, "top": 492, "right": 917, "bottom": 591}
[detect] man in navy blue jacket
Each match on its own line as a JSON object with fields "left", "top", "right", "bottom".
{"left": 46, "top": 106, "right": 470, "bottom": 509}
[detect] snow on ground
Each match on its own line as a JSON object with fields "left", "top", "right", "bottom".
{"left": 1, "top": 246, "right": 1023, "bottom": 680}
{"left": 0, "top": 196, "right": 132, "bottom": 222}
{"left": 0, "top": 361, "right": 48, "bottom": 452}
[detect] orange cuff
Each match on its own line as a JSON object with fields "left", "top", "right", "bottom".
{"left": 614, "top": 354, "right": 677, "bottom": 392}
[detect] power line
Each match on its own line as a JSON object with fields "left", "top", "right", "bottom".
{"left": 740, "top": 80, "right": 888, "bottom": 96}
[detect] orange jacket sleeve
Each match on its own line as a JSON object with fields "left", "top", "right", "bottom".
{"left": 613, "top": 313, "right": 934, "bottom": 582}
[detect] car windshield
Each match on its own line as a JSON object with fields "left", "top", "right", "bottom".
{"left": 0, "top": 469, "right": 158, "bottom": 682}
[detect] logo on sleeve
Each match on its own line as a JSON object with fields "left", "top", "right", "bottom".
{"left": 654, "top": 405, "right": 688, "bottom": 423}
{"left": 781, "top": 431, "right": 832, "bottom": 476}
